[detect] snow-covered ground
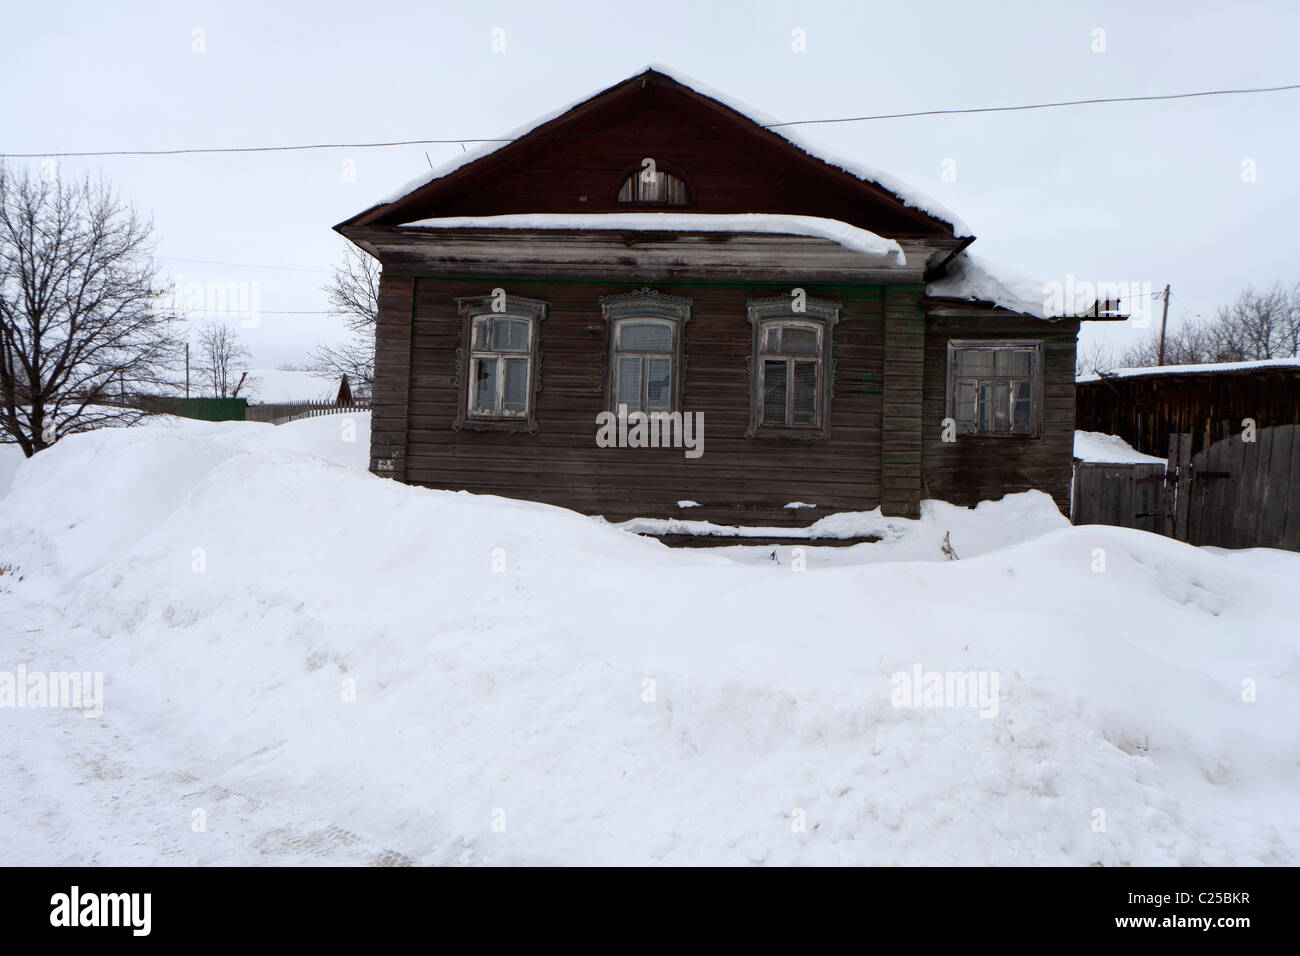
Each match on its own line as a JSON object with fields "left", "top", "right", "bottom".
{"left": 1, "top": 414, "right": 1297, "bottom": 865}
{"left": 0, "top": 444, "right": 23, "bottom": 497}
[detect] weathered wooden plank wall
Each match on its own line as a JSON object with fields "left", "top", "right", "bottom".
{"left": 1076, "top": 368, "right": 1300, "bottom": 459}
{"left": 381, "top": 276, "right": 891, "bottom": 526}
{"left": 1071, "top": 462, "right": 1167, "bottom": 533}
{"left": 369, "top": 274, "right": 416, "bottom": 479}
{"left": 367, "top": 275, "right": 1082, "bottom": 524}
{"left": 1186, "top": 424, "right": 1300, "bottom": 550}
{"left": 881, "top": 284, "right": 926, "bottom": 518}
{"left": 922, "top": 314, "right": 1080, "bottom": 513}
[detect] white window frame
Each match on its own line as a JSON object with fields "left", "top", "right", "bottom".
{"left": 454, "top": 294, "right": 547, "bottom": 433}
{"left": 611, "top": 317, "right": 677, "bottom": 414}
{"left": 468, "top": 315, "right": 533, "bottom": 419}
{"left": 599, "top": 289, "right": 692, "bottom": 415}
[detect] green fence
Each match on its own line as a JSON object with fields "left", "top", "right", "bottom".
{"left": 133, "top": 396, "right": 247, "bottom": 421}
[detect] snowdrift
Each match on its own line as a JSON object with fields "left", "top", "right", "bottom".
{"left": 1, "top": 416, "right": 1297, "bottom": 865}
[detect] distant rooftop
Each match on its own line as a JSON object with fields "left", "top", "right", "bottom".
{"left": 1078, "top": 357, "right": 1300, "bottom": 383}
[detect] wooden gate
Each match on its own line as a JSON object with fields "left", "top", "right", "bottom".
{"left": 1185, "top": 424, "right": 1300, "bottom": 550}
{"left": 1071, "top": 462, "right": 1167, "bottom": 533}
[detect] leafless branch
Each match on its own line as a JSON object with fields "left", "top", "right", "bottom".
{"left": 0, "top": 162, "right": 183, "bottom": 456}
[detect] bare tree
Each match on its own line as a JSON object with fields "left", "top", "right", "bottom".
{"left": 1120, "top": 319, "right": 1222, "bottom": 367}
{"left": 1075, "top": 337, "right": 1118, "bottom": 378}
{"left": 1211, "top": 283, "right": 1298, "bottom": 360}
{"left": 309, "top": 244, "right": 378, "bottom": 394}
{"left": 193, "top": 320, "right": 252, "bottom": 398}
{"left": 1119, "top": 282, "right": 1300, "bottom": 368}
{"left": 0, "top": 163, "right": 181, "bottom": 457}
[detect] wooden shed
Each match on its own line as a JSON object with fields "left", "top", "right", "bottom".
{"left": 1075, "top": 360, "right": 1300, "bottom": 550}
{"left": 1076, "top": 359, "right": 1300, "bottom": 458}
{"left": 336, "top": 67, "right": 1109, "bottom": 528}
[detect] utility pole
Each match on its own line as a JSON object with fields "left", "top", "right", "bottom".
{"left": 1157, "top": 284, "right": 1171, "bottom": 365}
{"left": 185, "top": 342, "right": 190, "bottom": 398}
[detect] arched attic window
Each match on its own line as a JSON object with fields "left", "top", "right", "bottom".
{"left": 616, "top": 166, "right": 688, "bottom": 205}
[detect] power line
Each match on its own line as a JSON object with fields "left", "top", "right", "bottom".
{"left": 3, "top": 136, "right": 513, "bottom": 159}
{"left": 179, "top": 310, "right": 332, "bottom": 316}
{"left": 5, "top": 80, "right": 1298, "bottom": 159}
{"left": 765, "top": 81, "right": 1300, "bottom": 128}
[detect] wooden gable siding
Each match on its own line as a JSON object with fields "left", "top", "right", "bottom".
{"left": 370, "top": 274, "right": 895, "bottom": 526}
{"left": 367, "top": 90, "right": 949, "bottom": 240}
{"left": 920, "top": 313, "right": 1080, "bottom": 513}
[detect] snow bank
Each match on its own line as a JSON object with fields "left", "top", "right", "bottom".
{"left": 0, "top": 414, "right": 369, "bottom": 577}
{"left": 1, "top": 417, "right": 1297, "bottom": 865}
{"left": 400, "top": 213, "right": 905, "bottom": 263}
{"left": 615, "top": 491, "right": 1068, "bottom": 553}
{"left": 0, "top": 445, "right": 24, "bottom": 497}
{"left": 1074, "top": 431, "right": 1166, "bottom": 465}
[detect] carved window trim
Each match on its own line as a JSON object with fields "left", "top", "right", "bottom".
{"left": 453, "top": 294, "right": 548, "bottom": 434}
{"left": 599, "top": 289, "right": 692, "bottom": 415}
{"left": 944, "top": 339, "right": 1044, "bottom": 439}
{"left": 746, "top": 296, "right": 840, "bottom": 439}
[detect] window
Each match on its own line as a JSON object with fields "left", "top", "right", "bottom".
{"left": 454, "top": 294, "right": 547, "bottom": 432}
{"left": 616, "top": 169, "right": 688, "bottom": 205}
{"left": 470, "top": 315, "right": 531, "bottom": 417}
{"left": 600, "top": 289, "right": 691, "bottom": 413}
{"left": 746, "top": 297, "right": 840, "bottom": 438}
{"left": 759, "top": 322, "right": 822, "bottom": 426}
{"left": 946, "top": 340, "right": 1042, "bottom": 437}
{"left": 613, "top": 320, "right": 675, "bottom": 413}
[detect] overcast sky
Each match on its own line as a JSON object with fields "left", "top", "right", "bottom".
{"left": 6, "top": 0, "right": 1299, "bottom": 369}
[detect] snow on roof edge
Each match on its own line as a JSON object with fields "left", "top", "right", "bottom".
{"left": 398, "top": 213, "right": 906, "bottom": 262}
{"left": 925, "top": 252, "right": 1086, "bottom": 320}
{"left": 359, "top": 64, "right": 972, "bottom": 237}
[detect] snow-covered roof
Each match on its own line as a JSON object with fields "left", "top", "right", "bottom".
{"left": 1077, "top": 357, "right": 1300, "bottom": 383}
{"left": 369, "top": 64, "right": 971, "bottom": 237}
{"left": 242, "top": 369, "right": 340, "bottom": 403}
{"left": 926, "top": 252, "right": 1105, "bottom": 320}
{"left": 399, "top": 213, "right": 905, "bottom": 263}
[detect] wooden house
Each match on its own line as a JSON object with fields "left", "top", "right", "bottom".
{"left": 336, "top": 67, "right": 1107, "bottom": 527}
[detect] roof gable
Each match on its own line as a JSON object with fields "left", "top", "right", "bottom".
{"left": 337, "top": 67, "right": 970, "bottom": 240}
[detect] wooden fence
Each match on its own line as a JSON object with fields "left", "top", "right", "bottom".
{"left": 244, "top": 400, "right": 370, "bottom": 426}
{"left": 125, "top": 396, "right": 248, "bottom": 421}
{"left": 1185, "top": 424, "right": 1300, "bottom": 550}
{"left": 1071, "top": 461, "right": 1167, "bottom": 534}
{"left": 1071, "top": 425, "right": 1300, "bottom": 551}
